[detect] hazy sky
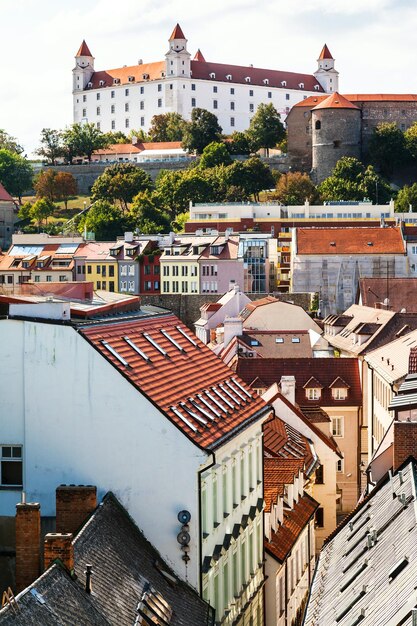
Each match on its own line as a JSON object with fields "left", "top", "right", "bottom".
{"left": 3, "top": 0, "right": 417, "bottom": 156}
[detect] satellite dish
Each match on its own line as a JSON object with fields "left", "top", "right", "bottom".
{"left": 177, "top": 510, "right": 191, "bottom": 524}
{"left": 177, "top": 531, "right": 191, "bottom": 546}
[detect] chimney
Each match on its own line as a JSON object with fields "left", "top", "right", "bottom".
{"left": 223, "top": 316, "right": 243, "bottom": 348}
{"left": 393, "top": 421, "right": 417, "bottom": 471}
{"left": 15, "top": 502, "right": 41, "bottom": 592}
{"left": 409, "top": 347, "right": 417, "bottom": 374}
{"left": 280, "top": 375, "right": 296, "bottom": 406}
{"left": 56, "top": 485, "right": 97, "bottom": 535}
{"left": 44, "top": 533, "right": 74, "bottom": 573}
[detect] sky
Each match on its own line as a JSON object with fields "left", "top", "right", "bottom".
{"left": 2, "top": 0, "right": 417, "bottom": 157}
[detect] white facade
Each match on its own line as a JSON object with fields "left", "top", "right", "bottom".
{"left": 73, "top": 26, "right": 333, "bottom": 136}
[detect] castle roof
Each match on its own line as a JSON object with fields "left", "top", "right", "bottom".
{"left": 169, "top": 23, "right": 186, "bottom": 40}
{"left": 318, "top": 44, "right": 333, "bottom": 60}
{"left": 312, "top": 91, "right": 359, "bottom": 111}
{"left": 193, "top": 49, "right": 206, "bottom": 62}
{"left": 294, "top": 94, "right": 417, "bottom": 109}
{"left": 76, "top": 40, "right": 92, "bottom": 57}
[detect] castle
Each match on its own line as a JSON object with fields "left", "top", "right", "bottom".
{"left": 72, "top": 24, "right": 337, "bottom": 136}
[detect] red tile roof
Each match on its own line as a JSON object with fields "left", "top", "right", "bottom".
{"left": 294, "top": 94, "right": 417, "bottom": 108}
{"left": 80, "top": 313, "right": 269, "bottom": 449}
{"left": 88, "top": 62, "right": 165, "bottom": 89}
{"left": 358, "top": 278, "right": 417, "bottom": 313}
{"left": 312, "top": 92, "right": 359, "bottom": 111}
{"left": 76, "top": 40, "right": 93, "bottom": 57}
{"left": 264, "top": 416, "right": 315, "bottom": 473}
{"left": 169, "top": 23, "right": 186, "bottom": 40}
{"left": 93, "top": 141, "right": 182, "bottom": 156}
{"left": 296, "top": 227, "right": 405, "bottom": 255}
{"left": 318, "top": 44, "right": 333, "bottom": 60}
{"left": 0, "top": 182, "right": 14, "bottom": 202}
{"left": 265, "top": 493, "right": 319, "bottom": 562}
{"left": 264, "top": 457, "right": 303, "bottom": 512}
{"left": 189, "top": 60, "right": 324, "bottom": 92}
{"left": 236, "top": 357, "right": 362, "bottom": 407}
{"left": 194, "top": 49, "right": 206, "bottom": 62}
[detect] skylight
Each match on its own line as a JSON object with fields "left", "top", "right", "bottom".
{"left": 56, "top": 243, "right": 79, "bottom": 254}
{"left": 101, "top": 341, "right": 129, "bottom": 367}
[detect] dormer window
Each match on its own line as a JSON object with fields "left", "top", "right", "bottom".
{"left": 142, "top": 73, "right": 150, "bottom": 80}
{"left": 281, "top": 80, "right": 287, "bottom": 87}
{"left": 307, "top": 388, "right": 321, "bottom": 400}
{"left": 99, "top": 80, "right": 105, "bottom": 87}
{"left": 245, "top": 77, "right": 251, "bottom": 83}
{"left": 314, "top": 84, "right": 320, "bottom": 90}
{"left": 210, "top": 72, "right": 216, "bottom": 79}
{"left": 87, "top": 82, "right": 93, "bottom": 88}
{"left": 226, "top": 74, "right": 232, "bottom": 81}
{"left": 128, "top": 76, "right": 135, "bottom": 82}
{"left": 161, "top": 72, "right": 166, "bottom": 77}
{"left": 210, "top": 245, "right": 221, "bottom": 255}
{"left": 113, "top": 78, "right": 120, "bottom": 84}
{"left": 299, "top": 82, "right": 304, "bottom": 89}
{"left": 330, "top": 376, "right": 350, "bottom": 400}
{"left": 263, "top": 79, "right": 269, "bottom": 85}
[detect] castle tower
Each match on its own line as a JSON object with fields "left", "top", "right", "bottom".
{"left": 311, "top": 92, "right": 361, "bottom": 183}
{"left": 314, "top": 44, "right": 339, "bottom": 93}
{"left": 73, "top": 40, "right": 94, "bottom": 92}
{"left": 165, "top": 23, "right": 191, "bottom": 78}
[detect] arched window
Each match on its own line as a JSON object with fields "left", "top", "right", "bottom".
{"left": 315, "top": 120, "right": 321, "bottom": 130}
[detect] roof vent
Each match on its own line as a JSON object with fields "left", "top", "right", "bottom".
{"left": 330, "top": 241, "right": 336, "bottom": 246}
{"left": 367, "top": 241, "right": 373, "bottom": 246}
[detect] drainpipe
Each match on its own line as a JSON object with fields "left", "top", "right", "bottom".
{"left": 285, "top": 559, "right": 288, "bottom": 625}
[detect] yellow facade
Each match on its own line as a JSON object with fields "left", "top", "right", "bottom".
{"left": 160, "top": 259, "right": 200, "bottom": 294}
{"left": 85, "top": 260, "right": 118, "bottom": 292}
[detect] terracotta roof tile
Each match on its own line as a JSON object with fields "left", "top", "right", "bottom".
{"left": 264, "top": 457, "right": 303, "bottom": 512}
{"left": 265, "top": 493, "right": 319, "bottom": 561}
{"left": 169, "top": 23, "right": 186, "bottom": 40}
{"left": 312, "top": 92, "right": 359, "bottom": 111}
{"left": 359, "top": 278, "right": 417, "bottom": 313}
{"left": 0, "top": 182, "right": 15, "bottom": 203}
{"left": 294, "top": 94, "right": 417, "bottom": 108}
{"left": 318, "top": 44, "right": 333, "bottom": 60}
{"left": 264, "top": 416, "right": 315, "bottom": 474}
{"left": 80, "top": 313, "right": 269, "bottom": 449}
{"left": 236, "top": 357, "right": 362, "bottom": 407}
{"left": 296, "top": 226, "right": 405, "bottom": 255}
{"left": 76, "top": 40, "right": 93, "bottom": 57}
{"left": 88, "top": 61, "right": 166, "bottom": 89}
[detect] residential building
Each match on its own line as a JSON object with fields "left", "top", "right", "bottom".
{"left": 73, "top": 241, "right": 118, "bottom": 291}
{"left": 304, "top": 458, "right": 417, "bottom": 626}
{"left": 291, "top": 226, "right": 408, "bottom": 316}
{"left": 0, "top": 304, "right": 271, "bottom": 624}
{"left": 0, "top": 183, "right": 17, "bottom": 250}
{"left": 73, "top": 27, "right": 333, "bottom": 137}
{"left": 357, "top": 277, "right": 417, "bottom": 312}
{"left": 0, "top": 489, "right": 213, "bottom": 625}
{"left": 238, "top": 358, "right": 362, "bottom": 522}
{"left": 194, "top": 282, "right": 251, "bottom": 344}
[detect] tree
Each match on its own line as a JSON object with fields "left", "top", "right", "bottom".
{"left": 241, "top": 157, "right": 275, "bottom": 201}
{"left": 275, "top": 171, "right": 319, "bottom": 205}
{"left": 36, "top": 129, "right": 63, "bottom": 165}
{"left": 104, "top": 130, "right": 129, "bottom": 144}
{"left": 359, "top": 165, "right": 392, "bottom": 204}
{"left": 395, "top": 183, "right": 417, "bottom": 212}
{"left": 226, "top": 132, "right": 251, "bottom": 156}
{"left": 0, "top": 150, "right": 33, "bottom": 203}
{"left": 30, "top": 198, "right": 56, "bottom": 229}
{"left": 319, "top": 157, "right": 391, "bottom": 203}
{"left": 79, "top": 200, "right": 132, "bottom": 240}
{"left": 247, "top": 103, "right": 285, "bottom": 155}
{"left": 62, "top": 123, "right": 110, "bottom": 163}
{"left": 0, "top": 129, "right": 23, "bottom": 154}
{"left": 367, "top": 122, "right": 407, "bottom": 177}
{"left": 405, "top": 122, "right": 417, "bottom": 161}
{"left": 34, "top": 169, "right": 57, "bottom": 201}
{"left": 54, "top": 172, "right": 78, "bottom": 209}
{"left": 199, "top": 142, "right": 232, "bottom": 169}
{"left": 148, "top": 113, "right": 187, "bottom": 142}
{"left": 131, "top": 191, "right": 171, "bottom": 233}
{"left": 182, "top": 108, "right": 222, "bottom": 154}
{"left": 91, "top": 163, "right": 153, "bottom": 211}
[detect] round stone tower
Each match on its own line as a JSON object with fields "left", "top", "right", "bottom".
{"left": 311, "top": 92, "right": 361, "bottom": 183}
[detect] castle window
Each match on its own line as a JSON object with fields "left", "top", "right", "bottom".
{"left": 99, "top": 80, "right": 105, "bottom": 87}
{"left": 96, "top": 106, "right": 100, "bottom": 116}
{"left": 87, "top": 82, "right": 93, "bottom": 88}
{"left": 286, "top": 94, "right": 290, "bottom": 100}
{"left": 125, "top": 118, "right": 130, "bottom": 128}
{"left": 230, "top": 88, "right": 235, "bottom": 95}
{"left": 226, "top": 74, "right": 232, "bottom": 81}
{"left": 245, "top": 77, "right": 251, "bottom": 83}
{"left": 333, "top": 140, "right": 341, "bottom": 148}
{"left": 158, "top": 84, "right": 162, "bottom": 92}
{"left": 111, "top": 120, "right": 115, "bottom": 129}
{"left": 213, "top": 100, "right": 218, "bottom": 109}
{"left": 83, "top": 95, "right": 87, "bottom": 102}
{"left": 268, "top": 92, "right": 272, "bottom": 98}
{"left": 210, "top": 73, "right": 216, "bottom": 79}
{"left": 191, "top": 84, "right": 196, "bottom": 91}
{"left": 250, "top": 103, "right": 254, "bottom": 112}
{"left": 125, "top": 103, "right": 129, "bottom": 112}
{"left": 281, "top": 80, "right": 287, "bottom": 87}
{"left": 111, "top": 104, "right": 115, "bottom": 114}
{"left": 111, "top": 90, "right": 115, "bottom": 98}
{"left": 125, "top": 88, "right": 129, "bottom": 96}
{"left": 230, "top": 102, "right": 235, "bottom": 110}
{"left": 263, "top": 79, "right": 269, "bottom": 85}
{"left": 213, "top": 86, "right": 217, "bottom": 93}
{"left": 315, "top": 120, "right": 321, "bottom": 130}
{"left": 128, "top": 76, "right": 134, "bottom": 82}
{"left": 249, "top": 89, "right": 254, "bottom": 97}
{"left": 299, "top": 82, "right": 304, "bottom": 89}
{"left": 230, "top": 117, "right": 235, "bottom": 127}
{"left": 82, "top": 108, "right": 87, "bottom": 117}
{"left": 140, "top": 86, "right": 144, "bottom": 94}
{"left": 113, "top": 78, "right": 120, "bottom": 85}
{"left": 158, "top": 98, "right": 163, "bottom": 107}
{"left": 96, "top": 122, "right": 100, "bottom": 130}
{"left": 140, "top": 101, "right": 144, "bottom": 110}
{"left": 140, "top": 117, "right": 145, "bottom": 126}
{"left": 314, "top": 84, "right": 320, "bottom": 90}
{"left": 191, "top": 97, "right": 196, "bottom": 107}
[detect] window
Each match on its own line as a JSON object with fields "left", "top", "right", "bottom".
{"left": 125, "top": 88, "right": 129, "bottom": 96}
{"left": 249, "top": 103, "right": 254, "bottom": 112}
{"left": 191, "top": 84, "right": 196, "bottom": 91}
{"left": 332, "top": 387, "right": 347, "bottom": 400}
{"left": 125, "top": 118, "right": 130, "bottom": 128}
{"left": 87, "top": 265, "right": 92, "bottom": 274}
{"left": 332, "top": 416, "right": 344, "bottom": 437}
{"left": 96, "top": 122, "right": 100, "bottom": 130}
{"left": 172, "top": 266, "right": 179, "bottom": 276}
{"left": 158, "top": 84, "right": 162, "bottom": 92}
{"left": 82, "top": 108, "right": 87, "bottom": 117}
{"left": 249, "top": 89, "right": 253, "bottom": 97}
{"left": 315, "top": 507, "right": 324, "bottom": 528}
{"left": 163, "top": 280, "right": 169, "bottom": 292}
{"left": 125, "top": 102, "right": 129, "bottom": 112}
{"left": 230, "top": 101, "right": 235, "bottom": 110}
{"left": 213, "top": 100, "right": 218, "bottom": 109}
{"left": 286, "top": 93, "right": 290, "bottom": 100}
{"left": 140, "top": 100, "right": 144, "bottom": 110}
{"left": 140, "top": 117, "right": 145, "bottom": 126}
{"left": 163, "top": 266, "right": 169, "bottom": 276}
{"left": 154, "top": 281, "right": 159, "bottom": 290}
{"left": 96, "top": 93, "right": 100, "bottom": 100}
{"left": 315, "top": 120, "right": 321, "bottom": 130}
{"left": 307, "top": 388, "right": 320, "bottom": 400}
{"left": 315, "top": 464, "right": 324, "bottom": 484}
{"left": 83, "top": 95, "right": 87, "bottom": 102}
{"left": 109, "top": 266, "right": 115, "bottom": 277}
{"left": 191, "top": 97, "right": 196, "bottom": 107}
{"left": 111, "top": 90, "right": 115, "bottom": 98}
{"left": 291, "top": 337, "right": 300, "bottom": 343}
{"left": 158, "top": 98, "right": 162, "bottom": 107}
{"left": 34, "top": 275, "right": 40, "bottom": 283}
{"left": 337, "top": 458, "right": 344, "bottom": 473}
{"left": 46, "top": 276, "right": 52, "bottom": 282}
{"left": 1, "top": 446, "right": 22, "bottom": 487}
{"left": 140, "top": 86, "right": 144, "bottom": 94}
{"left": 128, "top": 281, "right": 135, "bottom": 292}
{"left": 230, "top": 117, "right": 235, "bottom": 127}
{"left": 213, "top": 86, "right": 218, "bottom": 93}
{"left": 111, "top": 120, "right": 115, "bottom": 129}
{"left": 268, "top": 91, "right": 272, "bottom": 98}
{"left": 59, "top": 275, "right": 66, "bottom": 282}
{"left": 181, "top": 266, "right": 188, "bottom": 276}
{"left": 230, "top": 87, "right": 234, "bottom": 95}
{"left": 96, "top": 280, "right": 101, "bottom": 289}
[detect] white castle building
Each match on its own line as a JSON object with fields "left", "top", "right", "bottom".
{"left": 72, "top": 24, "right": 338, "bottom": 135}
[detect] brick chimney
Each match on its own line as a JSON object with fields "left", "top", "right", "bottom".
{"left": 15, "top": 502, "right": 41, "bottom": 592}
{"left": 44, "top": 533, "right": 74, "bottom": 572}
{"left": 409, "top": 347, "right": 417, "bottom": 374}
{"left": 393, "top": 421, "right": 417, "bottom": 471}
{"left": 56, "top": 485, "right": 97, "bottom": 534}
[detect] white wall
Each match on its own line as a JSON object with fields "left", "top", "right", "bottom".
{"left": 0, "top": 319, "right": 207, "bottom": 589}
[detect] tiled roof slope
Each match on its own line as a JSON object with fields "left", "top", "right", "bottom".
{"left": 87, "top": 61, "right": 166, "bottom": 89}
{"left": 80, "top": 313, "right": 268, "bottom": 449}
{"left": 264, "top": 457, "right": 303, "bottom": 512}
{"left": 304, "top": 459, "right": 417, "bottom": 626}
{"left": 318, "top": 44, "right": 333, "bottom": 60}
{"left": 169, "top": 23, "right": 186, "bottom": 40}
{"left": 359, "top": 277, "right": 417, "bottom": 312}
{"left": 265, "top": 493, "right": 319, "bottom": 562}
{"left": 263, "top": 416, "right": 316, "bottom": 473}
{"left": 76, "top": 40, "right": 93, "bottom": 57}
{"left": 312, "top": 92, "right": 359, "bottom": 111}
{"left": 294, "top": 94, "right": 417, "bottom": 108}
{"left": 236, "top": 358, "right": 361, "bottom": 407}
{"left": 296, "top": 226, "right": 405, "bottom": 255}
